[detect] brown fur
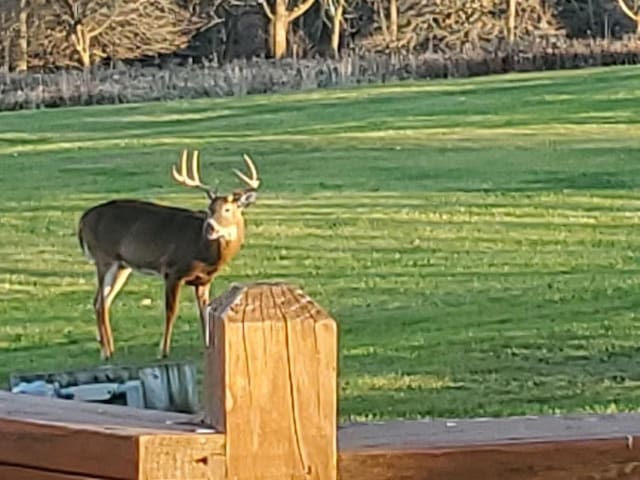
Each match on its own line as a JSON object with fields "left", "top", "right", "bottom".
{"left": 77, "top": 153, "right": 259, "bottom": 360}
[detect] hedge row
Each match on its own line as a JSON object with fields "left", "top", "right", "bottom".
{"left": 1, "top": 38, "right": 640, "bottom": 112}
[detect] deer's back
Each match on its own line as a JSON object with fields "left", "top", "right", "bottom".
{"left": 79, "top": 199, "right": 214, "bottom": 271}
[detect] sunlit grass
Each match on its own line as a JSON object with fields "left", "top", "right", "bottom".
{"left": 1, "top": 65, "right": 640, "bottom": 420}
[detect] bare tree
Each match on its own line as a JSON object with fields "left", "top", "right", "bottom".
{"left": 0, "top": 4, "right": 15, "bottom": 71}
{"left": 508, "top": 0, "right": 517, "bottom": 42}
{"left": 615, "top": 0, "right": 640, "bottom": 34}
{"left": 26, "top": 0, "right": 210, "bottom": 68}
{"left": 359, "top": 0, "right": 563, "bottom": 52}
{"left": 0, "top": 0, "right": 28, "bottom": 71}
{"left": 260, "top": 0, "right": 317, "bottom": 58}
{"left": 389, "top": 0, "right": 397, "bottom": 41}
{"left": 332, "top": 0, "right": 346, "bottom": 53}
{"left": 13, "top": 0, "right": 28, "bottom": 71}
{"left": 321, "top": 0, "right": 347, "bottom": 55}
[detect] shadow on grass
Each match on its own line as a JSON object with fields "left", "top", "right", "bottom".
{"left": 521, "top": 170, "right": 639, "bottom": 190}
{"left": 3, "top": 67, "right": 639, "bottom": 150}
{"left": 0, "top": 267, "right": 87, "bottom": 279}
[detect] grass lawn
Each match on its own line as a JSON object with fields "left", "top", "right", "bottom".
{"left": 1, "top": 65, "right": 640, "bottom": 421}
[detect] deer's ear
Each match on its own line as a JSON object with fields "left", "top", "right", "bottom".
{"left": 236, "top": 190, "right": 257, "bottom": 208}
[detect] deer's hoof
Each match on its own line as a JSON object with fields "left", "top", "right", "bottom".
{"left": 100, "top": 349, "right": 112, "bottom": 362}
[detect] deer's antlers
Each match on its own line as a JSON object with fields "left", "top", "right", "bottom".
{"left": 171, "top": 149, "right": 217, "bottom": 196}
{"left": 171, "top": 149, "right": 221, "bottom": 200}
{"left": 234, "top": 154, "right": 260, "bottom": 190}
{"left": 172, "top": 149, "right": 260, "bottom": 196}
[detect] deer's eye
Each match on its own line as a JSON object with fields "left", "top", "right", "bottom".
{"left": 223, "top": 206, "right": 232, "bottom": 214}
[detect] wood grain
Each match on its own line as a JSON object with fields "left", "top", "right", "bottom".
{"left": 138, "top": 434, "right": 225, "bottom": 480}
{"left": 0, "top": 391, "right": 224, "bottom": 479}
{"left": 204, "top": 281, "right": 338, "bottom": 480}
{"left": 339, "top": 439, "right": 640, "bottom": 480}
{"left": 0, "top": 465, "right": 106, "bottom": 480}
{"left": 0, "top": 390, "right": 208, "bottom": 432}
{"left": 0, "top": 417, "right": 139, "bottom": 479}
{"left": 338, "top": 415, "right": 640, "bottom": 480}
{"left": 338, "top": 414, "right": 640, "bottom": 449}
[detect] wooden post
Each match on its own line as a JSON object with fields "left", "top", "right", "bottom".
{"left": 203, "top": 281, "right": 337, "bottom": 480}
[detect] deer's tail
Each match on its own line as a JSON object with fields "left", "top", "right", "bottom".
{"left": 77, "top": 217, "right": 94, "bottom": 262}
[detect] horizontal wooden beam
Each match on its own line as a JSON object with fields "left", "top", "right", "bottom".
{"left": 338, "top": 414, "right": 640, "bottom": 449}
{"left": 0, "top": 465, "right": 106, "bottom": 480}
{"left": 0, "top": 388, "right": 203, "bottom": 431}
{"left": 339, "top": 438, "right": 640, "bottom": 479}
{"left": 338, "top": 414, "right": 640, "bottom": 479}
{"left": 0, "top": 417, "right": 142, "bottom": 480}
{"left": 7, "top": 387, "right": 640, "bottom": 480}
{"left": 0, "top": 391, "right": 224, "bottom": 480}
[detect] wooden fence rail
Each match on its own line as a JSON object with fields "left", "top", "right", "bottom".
{"left": 1, "top": 281, "right": 640, "bottom": 479}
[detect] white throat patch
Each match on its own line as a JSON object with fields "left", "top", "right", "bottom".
{"left": 207, "top": 219, "right": 238, "bottom": 242}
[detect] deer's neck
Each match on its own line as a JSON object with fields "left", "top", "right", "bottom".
{"left": 201, "top": 218, "right": 245, "bottom": 268}
{"left": 218, "top": 219, "right": 245, "bottom": 265}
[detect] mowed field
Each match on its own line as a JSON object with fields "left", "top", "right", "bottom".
{"left": 1, "top": 65, "right": 640, "bottom": 421}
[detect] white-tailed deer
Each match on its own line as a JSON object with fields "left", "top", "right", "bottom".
{"left": 77, "top": 149, "right": 261, "bottom": 360}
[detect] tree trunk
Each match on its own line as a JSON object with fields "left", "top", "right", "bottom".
{"left": 1, "top": 12, "right": 8, "bottom": 72}
{"left": 16, "top": 0, "right": 28, "bottom": 72}
{"left": 264, "top": 0, "right": 316, "bottom": 59}
{"left": 389, "top": 0, "right": 398, "bottom": 41}
{"left": 71, "top": 24, "right": 92, "bottom": 68}
{"left": 330, "top": 0, "right": 345, "bottom": 56}
{"left": 270, "top": 0, "right": 289, "bottom": 59}
{"left": 507, "top": 0, "right": 516, "bottom": 43}
{"left": 376, "top": 0, "right": 388, "bottom": 39}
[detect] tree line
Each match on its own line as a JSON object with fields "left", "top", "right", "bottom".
{"left": 1, "top": 0, "right": 640, "bottom": 71}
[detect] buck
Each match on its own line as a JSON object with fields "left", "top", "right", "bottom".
{"left": 77, "top": 149, "right": 261, "bottom": 360}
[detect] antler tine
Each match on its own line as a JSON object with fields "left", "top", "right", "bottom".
{"left": 171, "top": 149, "right": 190, "bottom": 185}
{"left": 243, "top": 153, "right": 258, "bottom": 181}
{"left": 171, "top": 149, "right": 213, "bottom": 192}
{"left": 233, "top": 153, "right": 261, "bottom": 190}
{"left": 190, "top": 150, "right": 202, "bottom": 185}
{"left": 171, "top": 149, "right": 186, "bottom": 183}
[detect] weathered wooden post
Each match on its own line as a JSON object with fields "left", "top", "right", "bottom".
{"left": 203, "top": 281, "right": 338, "bottom": 480}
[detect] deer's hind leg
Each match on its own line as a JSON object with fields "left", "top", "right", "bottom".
{"left": 103, "top": 265, "right": 132, "bottom": 354}
{"left": 94, "top": 261, "right": 131, "bottom": 359}
{"left": 93, "top": 285, "right": 108, "bottom": 357}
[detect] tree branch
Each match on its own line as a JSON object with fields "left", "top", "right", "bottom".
{"left": 88, "top": 2, "right": 125, "bottom": 39}
{"left": 260, "top": 0, "right": 274, "bottom": 20}
{"left": 287, "top": 0, "right": 315, "bottom": 22}
{"left": 22, "top": 0, "right": 208, "bottom": 68}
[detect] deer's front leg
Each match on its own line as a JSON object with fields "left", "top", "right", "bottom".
{"left": 161, "top": 276, "right": 183, "bottom": 358}
{"left": 194, "top": 283, "right": 211, "bottom": 346}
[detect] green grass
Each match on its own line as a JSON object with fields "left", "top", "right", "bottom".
{"left": 2, "top": 65, "right": 640, "bottom": 421}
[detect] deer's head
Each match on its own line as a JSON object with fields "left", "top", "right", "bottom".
{"left": 171, "top": 149, "right": 261, "bottom": 242}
